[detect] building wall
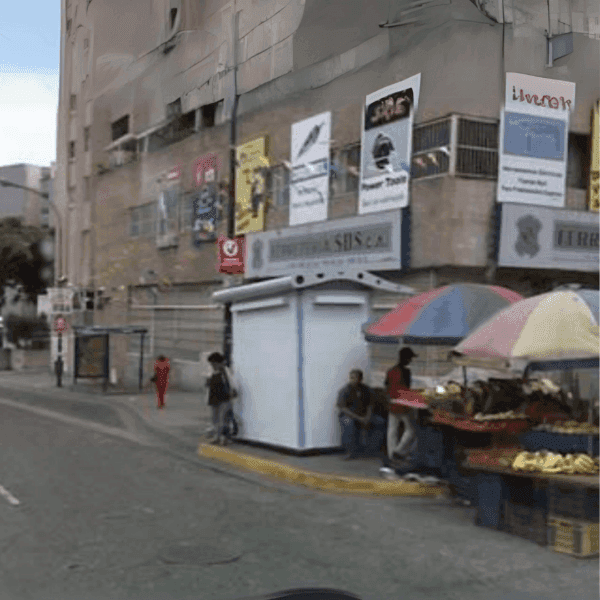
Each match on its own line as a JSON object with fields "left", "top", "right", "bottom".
{"left": 57, "top": 0, "right": 599, "bottom": 389}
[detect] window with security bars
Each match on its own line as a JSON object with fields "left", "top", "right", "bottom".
{"left": 412, "top": 118, "right": 451, "bottom": 179}
{"left": 157, "top": 189, "right": 179, "bottom": 235}
{"left": 455, "top": 117, "right": 499, "bottom": 178}
{"left": 130, "top": 203, "right": 156, "bottom": 237}
{"left": 329, "top": 145, "right": 360, "bottom": 194}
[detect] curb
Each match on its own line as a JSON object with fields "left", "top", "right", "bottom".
{"left": 198, "top": 443, "right": 446, "bottom": 497}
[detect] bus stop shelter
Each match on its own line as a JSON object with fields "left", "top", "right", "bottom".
{"left": 73, "top": 326, "right": 148, "bottom": 392}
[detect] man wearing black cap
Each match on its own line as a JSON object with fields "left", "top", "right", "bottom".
{"left": 206, "top": 352, "right": 236, "bottom": 445}
{"left": 385, "top": 347, "right": 418, "bottom": 460}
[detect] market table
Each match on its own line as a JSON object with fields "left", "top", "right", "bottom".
{"left": 462, "top": 457, "right": 599, "bottom": 555}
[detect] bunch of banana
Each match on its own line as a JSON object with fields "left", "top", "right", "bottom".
{"left": 473, "top": 410, "right": 528, "bottom": 421}
{"left": 538, "top": 421, "right": 600, "bottom": 435}
{"left": 511, "top": 451, "right": 599, "bottom": 475}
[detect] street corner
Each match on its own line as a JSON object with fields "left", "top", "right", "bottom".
{"left": 197, "top": 442, "right": 446, "bottom": 497}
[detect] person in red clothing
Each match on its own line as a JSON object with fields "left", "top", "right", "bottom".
{"left": 153, "top": 355, "right": 170, "bottom": 409}
{"left": 385, "top": 347, "right": 418, "bottom": 460}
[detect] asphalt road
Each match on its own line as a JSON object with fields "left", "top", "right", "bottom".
{"left": 0, "top": 395, "right": 597, "bottom": 600}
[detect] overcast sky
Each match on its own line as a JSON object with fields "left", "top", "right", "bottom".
{"left": 0, "top": 2, "right": 60, "bottom": 168}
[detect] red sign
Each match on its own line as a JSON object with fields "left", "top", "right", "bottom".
{"left": 55, "top": 317, "right": 67, "bottom": 333}
{"left": 194, "top": 153, "right": 221, "bottom": 187}
{"left": 217, "top": 235, "right": 245, "bottom": 274}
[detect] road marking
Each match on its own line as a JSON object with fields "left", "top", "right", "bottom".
{"left": 0, "top": 485, "right": 20, "bottom": 506}
{"left": 0, "top": 397, "right": 151, "bottom": 446}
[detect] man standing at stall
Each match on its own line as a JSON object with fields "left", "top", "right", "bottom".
{"left": 385, "top": 347, "right": 418, "bottom": 461}
{"left": 337, "top": 369, "right": 373, "bottom": 460}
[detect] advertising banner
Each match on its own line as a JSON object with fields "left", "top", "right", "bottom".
{"left": 497, "top": 107, "right": 570, "bottom": 207}
{"left": 217, "top": 235, "right": 245, "bottom": 274}
{"left": 498, "top": 74, "right": 575, "bottom": 208}
{"left": 358, "top": 73, "right": 421, "bottom": 215}
{"left": 289, "top": 112, "right": 331, "bottom": 227}
{"left": 75, "top": 334, "right": 108, "bottom": 378}
{"left": 235, "top": 137, "right": 269, "bottom": 235}
{"left": 191, "top": 184, "right": 219, "bottom": 245}
{"left": 498, "top": 203, "right": 599, "bottom": 272}
{"left": 505, "top": 73, "right": 576, "bottom": 113}
{"left": 590, "top": 100, "right": 599, "bottom": 211}
{"left": 245, "top": 210, "right": 402, "bottom": 279}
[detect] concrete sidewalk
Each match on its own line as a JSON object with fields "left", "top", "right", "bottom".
{"left": 0, "top": 367, "right": 445, "bottom": 497}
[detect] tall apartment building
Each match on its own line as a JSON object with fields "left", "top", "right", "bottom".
{"left": 56, "top": 0, "right": 599, "bottom": 392}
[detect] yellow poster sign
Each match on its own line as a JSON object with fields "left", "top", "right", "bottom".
{"left": 235, "top": 136, "right": 269, "bottom": 235}
{"left": 590, "top": 100, "right": 600, "bottom": 212}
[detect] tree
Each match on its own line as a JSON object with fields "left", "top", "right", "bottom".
{"left": 0, "top": 217, "right": 48, "bottom": 310}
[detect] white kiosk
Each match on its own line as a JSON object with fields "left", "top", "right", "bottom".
{"left": 213, "top": 271, "right": 413, "bottom": 452}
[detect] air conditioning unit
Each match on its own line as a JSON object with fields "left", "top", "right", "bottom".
{"left": 156, "top": 233, "right": 179, "bottom": 249}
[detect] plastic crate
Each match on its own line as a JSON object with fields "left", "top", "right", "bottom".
{"left": 420, "top": 426, "right": 445, "bottom": 470}
{"left": 503, "top": 501, "right": 547, "bottom": 546}
{"left": 547, "top": 483, "right": 599, "bottom": 522}
{"left": 475, "top": 474, "right": 509, "bottom": 530}
{"left": 518, "top": 431, "right": 547, "bottom": 452}
{"left": 448, "top": 466, "right": 477, "bottom": 504}
{"left": 548, "top": 516, "right": 599, "bottom": 558}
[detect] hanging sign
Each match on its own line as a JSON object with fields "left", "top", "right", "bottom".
{"left": 498, "top": 74, "right": 574, "bottom": 208}
{"left": 289, "top": 112, "right": 331, "bottom": 226}
{"left": 505, "top": 73, "right": 576, "bottom": 113}
{"left": 217, "top": 235, "right": 245, "bottom": 274}
{"left": 192, "top": 184, "right": 219, "bottom": 245}
{"left": 193, "top": 153, "right": 220, "bottom": 187}
{"left": 235, "top": 137, "right": 269, "bottom": 235}
{"left": 358, "top": 73, "right": 421, "bottom": 215}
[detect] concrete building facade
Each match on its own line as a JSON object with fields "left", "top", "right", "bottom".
{"left": 56, "top": 0, "right": 599, "bottom": 393}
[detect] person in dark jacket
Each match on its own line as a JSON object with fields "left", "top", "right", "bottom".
{"left": 336, "top": 369, "right": 372, "bottom": 460}
{"left": 206, "top": 352, "right": 235, "bottom": 445}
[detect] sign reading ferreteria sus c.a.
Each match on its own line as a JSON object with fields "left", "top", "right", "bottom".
{"left": 244, "top": 211, "right": 402, "bottom": 279}
{"left": 497, "top": 203, "right": 599, "bottom": 272}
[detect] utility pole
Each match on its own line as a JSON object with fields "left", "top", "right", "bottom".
{"left": 224, "top": 6, "right": 239, "bottom": 367}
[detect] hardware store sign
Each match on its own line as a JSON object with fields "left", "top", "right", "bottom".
{"left": 245, "top": 211, "right": 401, "bottom": 278}
{"left": 498, "top": 203, "right": 599, "bottom": 272}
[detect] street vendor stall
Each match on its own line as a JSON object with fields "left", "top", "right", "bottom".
{"left": 363, "top": 284, "right": 525, "bottom": 477}
{"left": 446, "top": 287, "right": 600, "bottom": 556}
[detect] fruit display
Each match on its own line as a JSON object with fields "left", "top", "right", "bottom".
{"left": 511, "top": 451, "right": 599, "bottom": 475}
{"left": 534, "top": 421, "right": 599, "bottom": 435}
{"left": 473, "top": 410, "right": 528, "bottom": 421}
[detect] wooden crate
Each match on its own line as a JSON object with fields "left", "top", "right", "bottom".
{"left": 503, "top": 501, "right": 548, "bottom": 546}
{"left": 548, "top": 516, "right": 599, "bottom": 558}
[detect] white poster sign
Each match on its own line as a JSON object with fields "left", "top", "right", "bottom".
{"left": 497, "top": 105, "right": 570, "bottom": 207}
{"left": 505, "top": 73, "right": 576, "bottom": 113}
{"left": 359, "top": 73, "right": 421, "bottom": 215}
{"left": 289, "top": 112, "right": 331, "bottom": 226}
